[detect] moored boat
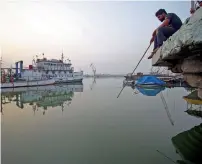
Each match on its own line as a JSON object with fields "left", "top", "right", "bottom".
{"left": 1, "top": 53, "right": 84, "bottom": 88}
{"left": 135, "top": 75, "right": 166, "bottom": 87}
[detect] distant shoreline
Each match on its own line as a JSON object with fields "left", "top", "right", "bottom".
{"left": 84, "top": 74, "right": 125, "bottom": 78}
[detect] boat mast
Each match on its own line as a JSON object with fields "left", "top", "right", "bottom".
{"left": 61, "top": 52, "right": 64, "bottom": 62}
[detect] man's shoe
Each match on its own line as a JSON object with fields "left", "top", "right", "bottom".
{"left": 148, "top": 47, "right": 159, "bottom": 59}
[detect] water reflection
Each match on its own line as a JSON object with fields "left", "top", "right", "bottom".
{"left": 90, "top": 77, "right": 96, "bottom": 90}
{"left": 130, "top": 85, "right": 202, "bottom": 126}
{"left": 1, "top": 78, "right": 201, "bottom": 164}
{"left": 156, "top": 123, "right": 202, "bottom": 164}
{"left": 183, "top": 90, "right": 202, "bottom": 118}
{"left": 172, "top": 123, "right": 202, "bottom": 164}
{"left": 132, "top": 87, "right": 202, "bottom": 164}
{"left": 130, "top": 85, "right": 175, "bottom": 126}
{"left": 1, "top": 84, "right": 83, "bottom": 115}
{"left": 135, "top": 86, "right": 165, "bottom": 96}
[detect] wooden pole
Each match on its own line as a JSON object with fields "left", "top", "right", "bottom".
{"left": 117, "top": 43, "right": 151, "bottom": 98}
{"left": 191, "top": 0, "right": 195, "bottom": 9}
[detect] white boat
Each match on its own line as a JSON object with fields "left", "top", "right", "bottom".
{"left": 19, "top": 53, "right": 83, "bottom": 83}
{"left": 1, "top": 79, "right": 55, "bottom": 88}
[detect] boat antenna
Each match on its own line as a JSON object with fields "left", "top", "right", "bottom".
{"left": 32, "top": 56, "right": 36, "bottom": 66}
{"left": 117, "top": 43, "right": 151, "bottom": 98}
{"left": 156, "top": 150, "right": 176, "bottom": 164}
{"left": 61, "top": 52, "right": 64, "bottom": 62}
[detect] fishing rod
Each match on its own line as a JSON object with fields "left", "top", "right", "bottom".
{"left": 156, "top": 150, "right": 177, "bottom": 164}
{"left": 160, "top": 92, "right": 174, "bottom": 126}
{"left": 117, "top": 43, "right": 152, "bottom": 98}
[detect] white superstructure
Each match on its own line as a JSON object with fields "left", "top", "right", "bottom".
{"left": 21, "top": 54, "right": 83, "bottom": 83}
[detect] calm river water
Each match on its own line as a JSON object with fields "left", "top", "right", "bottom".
{"left": 1, "top": 78, "right": 202, "bottom": 164}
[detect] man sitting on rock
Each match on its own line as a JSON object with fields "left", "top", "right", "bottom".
{"left": 148, "top": 9, "right": 182, "bottom": 59}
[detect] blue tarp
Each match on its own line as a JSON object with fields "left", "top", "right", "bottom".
{"left": 136, "top": 75, "right": 166, "bottom": 85}
{"left": 136, "top": 87, "right": 165, "bottom": 96}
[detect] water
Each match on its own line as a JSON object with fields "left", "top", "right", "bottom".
{"left": 1, "top": 78, "right": 202, "bottom": 164}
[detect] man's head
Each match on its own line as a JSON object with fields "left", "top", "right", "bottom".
{"left": 155, "top": 9, "right": 167, "bottom": 22}
{"left": 197, "top": 1, "right": 202, "bottom": 6}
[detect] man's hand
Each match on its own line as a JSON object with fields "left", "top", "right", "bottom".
{"left": 190, "top": 8, "right": 195, "bottom": 14}
{"left": 150, "top": 36, "right": 154, "bottom": 44}
{"left": 152, "top": 30, "right": 156, "bottom": 37}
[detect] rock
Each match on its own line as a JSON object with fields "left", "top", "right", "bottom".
{"left": 161, "top": 8, "right": 202, "bottom": 59}
{"left": 183, "top": 74, "right": 202, "bottom": 88}
{"left": 198, "top": 88, "right": 202, "bottom": 99}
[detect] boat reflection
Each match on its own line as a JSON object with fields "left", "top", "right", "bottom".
{"left": 131, "top": 84, "right": 165, "bottom": 96}
{"left": 1, "top": 84, "right": 83, "bottom": 115}
{"left": 135, "top": 86, "right": 165, "bottom": 96}
{"left": 157, "top": 123, "right": 202, "bottom": 164}
{"left": 172, "top": 123, "right": 202, "bottom": 164}
{"left": 183, "top": 90, "right": 202, "bottom": 118}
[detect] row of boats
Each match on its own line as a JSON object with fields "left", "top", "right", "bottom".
{"left": 123, "top": 75, "right": 187, "bottom": 88}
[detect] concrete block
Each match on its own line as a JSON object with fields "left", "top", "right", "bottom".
{"left": 181, "top": 59, "right": 202, "bottom": 73}
{"left": 183, "top": 74, "right": 202, "bottom": 88}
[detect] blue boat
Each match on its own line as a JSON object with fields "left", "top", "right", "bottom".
{"left": 136, "top": 75, "right": 166, "bottom": 87}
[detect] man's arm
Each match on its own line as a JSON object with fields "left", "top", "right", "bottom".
{"left": 151, "top": 18, "right": 170, "bottom": 38}
{"left": 150, "top": 14, "right": 172, "bottom": 44}
{"left": 157, "top": 18, "right": 170, "bottom": 29}
{"left": 153, "top": 13, "right": 172, "bottom": 35}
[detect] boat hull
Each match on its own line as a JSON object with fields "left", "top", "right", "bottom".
{"left": 135, "top": 84, "right": 165, "bottom": 88}
{"left": 54, "top": 77, "right": 83, "bottom": 83}
{"left": 1, "top": 79, "right": 55, "bottom": 88}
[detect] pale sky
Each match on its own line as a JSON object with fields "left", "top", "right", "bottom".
{"left": 0, "top": 1, "right": 190, "bottom": 74}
